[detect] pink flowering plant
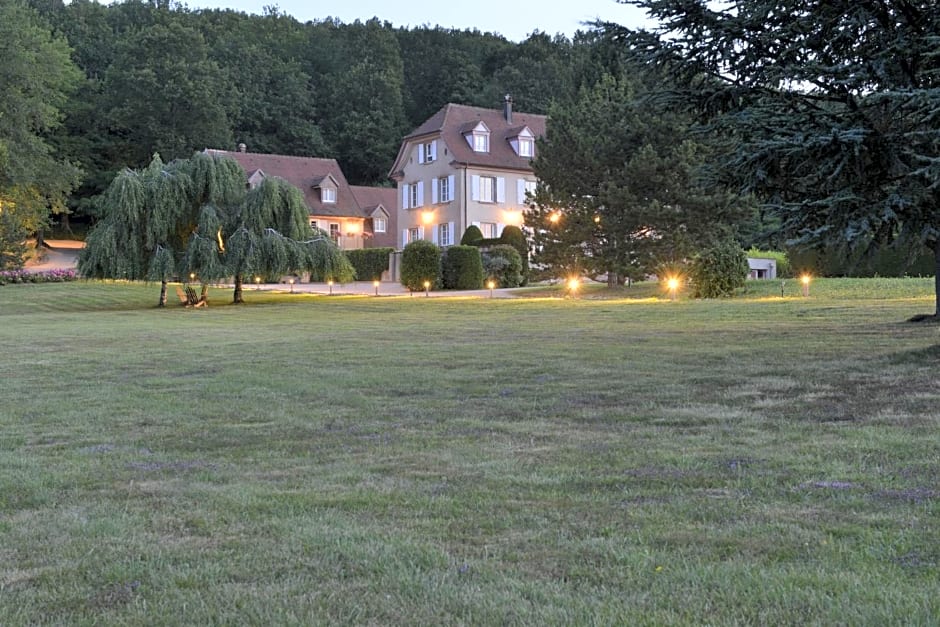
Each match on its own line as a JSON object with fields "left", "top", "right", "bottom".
{"left": 0, "top": 269, "right": 77, "bottom": 285}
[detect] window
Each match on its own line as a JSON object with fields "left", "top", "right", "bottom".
{"left": 309, "top": 219, "right": 318, "bottom": 231}
{"left": 409, "top": 184, "right": 420, "bottom": 209}
{"left": 422, "top": 141, "right": 436, "bottom": 163}
{"left": 479, "top": 176, "right": 496, "bottom": 203}
{"left": 329, "top": 223, "right": 340, "bottom": 240}
{"left": 374, "top": 217, "right": 387, "bottom": 233}
{"left": 322, "top": 187, "right": 336, "bottom": 203}
{"left": 473, "top": 132, "right": 489, "bottom": 153}
{"left": 518, "top": 137, "right": 534, "bottom": 157}
{"left": 439, "top": 223, "right": 451, "bottom": 246}
{"left": 438, "top": 177, "right": 451, "bottom": 203}
{"left": 408, "top": 226, "right": 421, "bottom": 243}
{"left": 479, "top": 222, "right": 497, "bottom": 239}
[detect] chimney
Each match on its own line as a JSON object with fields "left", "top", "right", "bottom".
{"left": 504, "top": 94, "right": 513, "bottom": 124}
{"left": 238, "top": 142, "right": 247, "bottom": 153}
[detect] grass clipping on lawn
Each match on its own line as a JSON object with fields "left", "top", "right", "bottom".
{"left": 0, "top": 279, "right": 937, "bottom": 624}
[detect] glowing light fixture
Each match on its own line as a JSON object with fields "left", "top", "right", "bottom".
{"left": 424, "top": 280, "right": 431, "bottom": 297}
{"left": 373, "top": 280, "right": 380, "bottom": 296}
{"left": 667, "top": 277, "right": 679, "bottom": 301}
{"left": 801, "top": 274, "right": 811, "bottom": 297}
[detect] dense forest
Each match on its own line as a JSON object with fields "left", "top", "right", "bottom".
{"left": 22, "top": 0, "right": 620, "bottom": 221}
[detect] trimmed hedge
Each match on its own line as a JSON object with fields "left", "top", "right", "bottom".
{"left": 400, "top": 239, "right": 441, "bottom": 291}
{"left": 483, "top": 244, "right": 524, "bottom": 288}
{"left": 499, "top": 225, "right": 529, "bottom": 286}
{"left": 460, "top": 225, "right": 484, "bottom": 246}
{"left": 346, "top": 247, "right": 393, "bottom": 281}
{"left": 442, "top": 245, "right": 484, "bottom": 289}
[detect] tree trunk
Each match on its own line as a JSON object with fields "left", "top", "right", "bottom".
{"left": 158, "top": 280, "right": 167, "bottom": 308}
{"left": 200, "top": 283, "right": 209, "bottom": 304}
{"left": 233, "top": 274, "right": 244, "bottom": 304}
{"left": 607, "top": 271, "right": 619, "bottom": 288}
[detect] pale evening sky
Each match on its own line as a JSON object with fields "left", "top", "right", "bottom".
{"left": 153, "top": 0, "right": 656, "bottom": 41}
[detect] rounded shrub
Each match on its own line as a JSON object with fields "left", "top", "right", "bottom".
{"left": 400, "top": 239, "right": 441, "bottom": 291}
{"left": 689, "top": 238, "right": 749, "bottom": 298}
{"left": 442, "top": 245, "right": 484, "bottom": 290}
{"left": 483, "top": 244, "right": 524, "bottom": 288}
{"left": 460, "top": 225, "right": 484, "bottom": 246}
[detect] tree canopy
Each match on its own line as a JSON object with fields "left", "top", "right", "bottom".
{"left": 80, "top": 152, "right": 351, "bottom": 306}
{"left": 611, "top": 0, "right": 940, "bottom": 313}
{"left": 0, "top": 0, "right": 82, "bottom": 264}
{"left": 529, "top": 72, "right": 747, "bottom": 284}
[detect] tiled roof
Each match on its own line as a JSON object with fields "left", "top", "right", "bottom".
{"left": 393, "top": 103, "right": 547, "bottom": 176}
{"left": 206, "top": 149, "right": 366, "bottom": 218}
{"left": 350, "top": 185, "right": 396, "bottom": 216}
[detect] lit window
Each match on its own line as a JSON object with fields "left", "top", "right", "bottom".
{"left": 329, "top": 223, "right": 340, "bottom": 240}
{"left": 479, "top": 222, "right": 497, "bottom": 239}
{"left": 374, "top": 217, "right": 387, "bottom": 233}
{"left": 518, "top": 138, "right": 534, "bottom": 157}
{"left": 322, "top": 188, "right": 337, "bottom": 203}
{"left": 438, "top": 177, "right": 451, "bottom": 203}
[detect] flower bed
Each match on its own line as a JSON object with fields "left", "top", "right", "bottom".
{"left": 0, "top": 269, "right": 78, "bottom": 285}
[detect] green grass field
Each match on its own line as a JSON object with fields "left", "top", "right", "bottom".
{"left": 1, "top": 279, "right": 938, "bottom": 625}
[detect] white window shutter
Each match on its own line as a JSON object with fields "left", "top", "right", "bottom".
{"left": 432, "top": 225, "right": 439, "bottom": 244}
{"left": 447, "top": 175, "right": 455, "bottom": 202}
{"left": 430, "top": 141, "right": 437, "bottom": 162}
{"left": 497, "top": 223, "right": 505, "bottom": 237}
{"left": 416, "top": 181, "right": 424, "bottom": 207}
{"left": 418, "top": 226, "right": 425, "bottom": 240}
{"left": 402, "top": 184, "right": 410, "bottom": 209}
{"left": 431, "top": 178, "right": 439, "bottom": 204}
{"left": 418, "top": 144, "right": 425, "bottom": 164}
{"left": 517, "top": 179, "right": 526, "bottom": 204}
{"left": 448, "top": 222, "right": 455, "bottom": 246}
{"left": 402, "top": 229, "right": 408, "bottom": 247}
{"left": 496, "top": 177, "right": 506, "bottom": 203}
{"left": 472, "top": 221, "right": 481, "bottom": 229}
{"left": 471, "top": 175, "right": 480, "bottom": 201}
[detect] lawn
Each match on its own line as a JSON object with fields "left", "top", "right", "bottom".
{"left": 1, "top": 279, "right": 938, "bottom": 625}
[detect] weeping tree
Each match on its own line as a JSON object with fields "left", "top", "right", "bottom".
{"left": 79, "top": 152, "right": 244, "bottom": 306}
{"left": 183, "top": 176, "right": 353, "bottom": 304}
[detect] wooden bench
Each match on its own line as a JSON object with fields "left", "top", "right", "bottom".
{"left": 175, "top": 285, "right": 207, "bottom": 308}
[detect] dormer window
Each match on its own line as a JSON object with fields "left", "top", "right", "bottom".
{"left": 322, "top": 187, "right": 336, "bottom": 203}
{"left": 510, "top": 127, "right": 536, "bottom": 157}
{"left": 518, "top": 137, "right": 534, "bottom": 157}
{"left": 465, "top": 121, "right": 490, "bottom": 153}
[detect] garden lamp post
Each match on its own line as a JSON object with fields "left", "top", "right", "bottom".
{"left": 667, "top": 277, "right": 679, "bottom": 301}
{"left": 801, "top": 274, "right": 811, "bottom": 297}
{"left": 374, "top": 280, "right": 380, "bottom": 296}
{"left": 424, "top": 280, "right": 430, "bottom": 297}
{"left": 487, "top": 279, "right": 495, "bottom": 298}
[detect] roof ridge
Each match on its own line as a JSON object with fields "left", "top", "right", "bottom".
{"left": 209, "top": 149, "right": 339, "bottom": 163}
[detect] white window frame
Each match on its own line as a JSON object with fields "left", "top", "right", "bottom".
{"left": 408, "top": 226, "right": 421, "bottom": 243}
{"left": 310, "top": 219, "right": 318, "bottom": 230}
{"left": 518, "top": 137, "right": 534, "bottom": 157}
{"left": 438, "top": 223, "right": 451, "bottom": 247}
{"left": 439, "top": 177, "right": 451, "bottom": 203}
{"left": 473, "top": 132, "right": 489, "bottom": 153}
{"left": 374, "top": 217, "right": 387, "bottom": 233}
{"left": 479, "top": 176, "right": 496, "bottom": 203}
{"left": 479, "top": 222, "right": 497, "bottom": 239}
{"left": 423, "top": 142, "right": 435, "bottom": 163}
{"left": 322, "top": 188, "right": 337, "bottom": 203}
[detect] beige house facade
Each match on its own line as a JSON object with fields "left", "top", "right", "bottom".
{"left": 389, "top": 97, "right": 546, "bottom": 249}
